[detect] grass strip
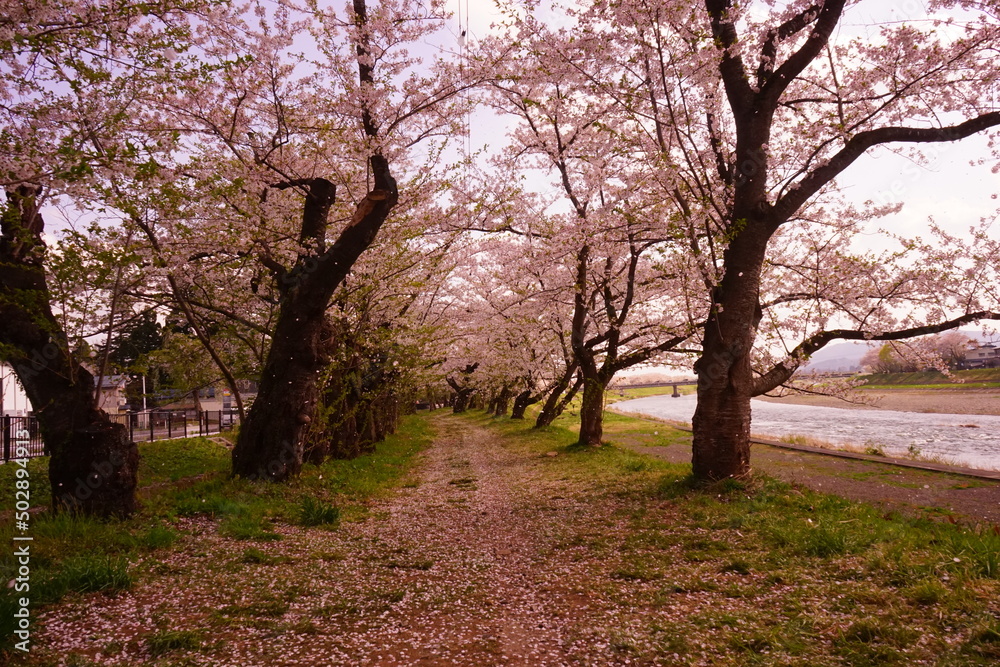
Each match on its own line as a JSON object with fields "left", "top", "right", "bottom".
{"left": 463, "top": 408, "right": 1000, "bottom": 665}
{"left": 0, "top": 414, "right": 432, "bottom": 658}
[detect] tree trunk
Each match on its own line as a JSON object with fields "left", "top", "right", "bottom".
{"left": 447, "top": 363, "right": 478, "bottom": 414}
{"left": 232, "top": 157, "right": 397, "bottom": 481}
{"left": 493, "top": 387, "right": 512, "bottom": 417}
{"left": 576, "top": 374, "right": 606, "bottom": 446}
{"left": 534, "top": 363, "right": 577, "bottom": 428}
{"left": 1, "top": 185, "right": 138, "bottom": 516}
{"left": 452, "top": 389, "right": 473, "bottom": 413}
{"left": 690, "top": 232, "right": 768, "bottom": 481}
{"left": 511, "top": 389, "right": 534, "bottom": 419}
{"left": 385, "top": 394, "right": 399, "bottom": 433}
{"left": 232, "top": 304, "right": 326, "bottom": 480}
{"left": 49, "top": 418, "right": 138, "bottom": 518}
{"left": 535, "top": 373, "right": 582, "bottom": 428}
{"left": 330, "top": 407, "right": 360, "bottom": 460}
{"left": 690, "top": 343, "right": 753, "bottom": 481}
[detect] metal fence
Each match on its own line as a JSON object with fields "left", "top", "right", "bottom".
{"left": 1, "top": 415, "right": 45, "bottom": 461}
{"left": 109, "top": 409, "right": 241, "bottom": 444}
{"left": 1, "top": 409, "right": 241, "bottom": 462}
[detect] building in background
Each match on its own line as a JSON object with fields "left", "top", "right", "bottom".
{"left": 964, "top": 343, "right": 1000, "bottom": 369}
{"left": 0, "top": 363, "right": 30, "bottom": 416}
{"left": 95, "top": 374, "right": 129, "bottom": 413}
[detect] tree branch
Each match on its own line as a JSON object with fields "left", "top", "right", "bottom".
{"left": 771, "top": 112, "right": 1000, "bottom": 224}
{"left": 758, "top": 0, "right": 846, "bottom": 107}
{"left": 704, "top": 0, "right": 754, "bottom": 116}
{"left": 752, "top": 310, "right": 1000, "bottom": 396}
{"left": 756, "top": 4, "right": 823, "bottom": 89}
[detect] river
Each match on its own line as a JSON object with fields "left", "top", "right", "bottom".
{"left": 614, "top": 394, "right": 1000, "bottom": 470}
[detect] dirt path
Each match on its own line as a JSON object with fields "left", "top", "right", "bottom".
{"left": 29, "top": 414, "right": 646, "bottom": 666}
{"left": 757, "top": 388, "right": 1000, "bottom": 416}
{"left": 307, "top": 414, "right": 588, "bottom": 665}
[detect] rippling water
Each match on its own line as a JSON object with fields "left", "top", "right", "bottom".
{"left": 614, "top": 394, "right": 1000, "bottom": 470}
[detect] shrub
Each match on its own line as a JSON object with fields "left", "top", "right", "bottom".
{"left": 297, "top": 496, "right": 340, "bottom": 527}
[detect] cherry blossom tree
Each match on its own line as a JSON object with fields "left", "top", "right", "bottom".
{"left": 440, "top": 235, "right": 571, "bottom": 418}
{"left": 520, "top": 0, "right": 1000, "bottom": 478}
{"left": 684, "top": 0, "right": 1000, "bottom": 480}
{"left": 301, "top": 195, "right": 464, "bottom": 460}
{"left": 484, "top": 20, "right": 705, "bottom": 445}
{"left": 130, "top": 0, "right": 496, "bottom": 480}
{"left": 0, "top": 0, "right": 215, "bottom": 515}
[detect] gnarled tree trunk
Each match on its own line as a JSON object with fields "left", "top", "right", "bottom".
{"left": 233, "top": 157, "right": 398, "bottom": 480}
{"left": 535, "top": 372, "right": 582, "bottom": 428}
{"left": 1, "top": 186, "right": 138, "bottom": 517}
{"left": 234, "top": 305, "right": 328, "bottom": 479}
{"left": 446, "top": 362, "right": 478, "bottom": 414}
{"left": 492, "top": 386, "right": 512, "bottom": 417}
{"left": 510, "top": 389, "right": 535, "bottom": 420}
{"left": 690, "top": 219, "right": 770, "bottom": 481}
{"left": 576, "top": 373, "right": 607, "bottom": 447}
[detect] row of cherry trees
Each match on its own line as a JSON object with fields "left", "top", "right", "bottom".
{"left": 1, "top": 0, "right": 481, "bottom": 514}
{"left": 434, "top": 0, "right": 1000, "bottom": 478}
{"left": 2, "top": 0, "right": 1000, "bottom": 517}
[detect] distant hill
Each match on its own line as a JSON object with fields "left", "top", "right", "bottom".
{"left": 801, "top": 329, "right": 997, "bottom": 373}
{"left": 801, "top": 341, "right": 871, "bottom": 372}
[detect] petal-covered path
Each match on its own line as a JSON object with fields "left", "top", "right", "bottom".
{"left": 25, "top": 412, "right": 1000, "bottom": 666}
{"left": 31, "top": 415, "right": 657, "bottom": 666}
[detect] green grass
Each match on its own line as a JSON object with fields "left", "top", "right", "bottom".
{"left": 297, "top": 496, "right": 341, "bottom": 527}
{"left": 860, "top": 368, "right": 1000, "bottom": 387}
{"left": 0, "top": 415, "right": 432, "bottom": 658}
{"left": 0, "top": 436, "right": 232, "bottom": 513}
{"left": 0, "top": 455, "right": 49, "bottom": 511}
{"left": 239, "top": 546, "right": 290, "bottom": 565}
{"left": 43, "top": 554, "right": 133, "bottom": 602}
{"left": 137, "top": 436, "right": 231, "bottom": 483}
{"left": 459, "top": 407, "right": 1000, "bottom": 666}
{"left": 146, "top": 629, "right": 203, "bottom": 657}
{"left": 218, "top": 513, "right": 282, "bottom": 541}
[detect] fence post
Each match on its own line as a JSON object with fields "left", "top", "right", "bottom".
{"left": 150, "top": 412, "right": 154, "bottom": 442}
{"left": 2, "top": 415, "right": 10, "bottom": 462}
{"left": 183, "top": 411, "right": 187, "bottom": 438}
{"left": 167, "top": 412, "right": 172, "bottom": 439}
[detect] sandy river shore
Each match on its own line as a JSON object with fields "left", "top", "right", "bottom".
{"left": 757, "top": 388, "right": 1000, "bottom": 416}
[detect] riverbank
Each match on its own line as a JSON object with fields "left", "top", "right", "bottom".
{"left": 758, "top": 388, "right": 1000, "bottom": 416}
